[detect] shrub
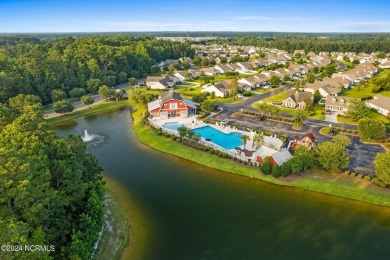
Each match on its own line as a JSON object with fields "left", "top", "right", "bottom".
{"left": 233, "top": 157, "right": 237, "bottom": 161}
{"left": 281, "top": 162, "right": 291, "bottom": 177}
{"left": 261, "top": 157, "right": 272, "bottom": 175}
{"left": 357, "top": 173, "right": 363, "bottom": 178}
{"left": 209, "top": 149, "right": 216, "bottom": 154}
{"left": 350, "top": 172, "right": 356, "bottom": 177}
{"left": 344, "top": 170, "right": 350, "bottom": 175}
{"left": 156, "top": 130, "right": 162, "bottom": 135}
{"left": 272, "top": 165, "right": 281, "bottom": 178}
{"left": 364, "top": 176, "right": 371, "bottom": 181}
{"left": 163, "top": 132, "right": 170, "bottom": 137}
{"left": 372, "top": 178, "right": 388, "bottom": 188}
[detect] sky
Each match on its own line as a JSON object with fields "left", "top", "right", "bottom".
{"left": 1, "top": 0, "right": 390, "bottom": 33}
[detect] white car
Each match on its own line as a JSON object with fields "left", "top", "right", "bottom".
{"left": 221, "top": 119, "right": 229, "bottom": 125}
{"left": 237, "top": 94, "right": 244, "bottom": 98}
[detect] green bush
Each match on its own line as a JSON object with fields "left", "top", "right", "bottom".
{"left": 350, "top": 172, "right": 356, "bottom": 177}
{"left": 209, "top": 149, "right": 216, "bottom": 154}
{"left": 272, "top": 165, "right": 281, "bottom": 178}
{"left": 344, "top": 170, "right": 350, "bottom": 175}
{"left": 357, "top": 173, "right": 363, "bottom": 178}
{"left": 156, "top": 130, "right": 162, "bottom": 135}
{"left": 372, "top": 178, "right": 388, "bottom": 188}
{"left": 281, "top": 162, "right": 291, "bottom": 177}
{"left": 364, "top": 176, "right": 371, "bottom": 181}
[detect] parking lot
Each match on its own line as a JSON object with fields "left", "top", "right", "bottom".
{"left": 211, "top": 110, "right": 385, "bottom": 176}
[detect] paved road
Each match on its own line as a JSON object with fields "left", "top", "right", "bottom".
{"left": 45, "top": 83, "right": 131, "bottom": 117}
{"left": 211, "top": 108, "right": 383, "bottom": 176}
{"left": 335, "top": 60, "right": 346, "bottom": 71}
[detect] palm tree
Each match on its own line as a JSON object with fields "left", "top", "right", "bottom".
{"left": 240, "top": 134, "right": 250, "bottom": 149}
{"left": 252, "top": 134, "right": 264, "bottom": 150}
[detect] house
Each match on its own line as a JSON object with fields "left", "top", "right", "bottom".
{"left": 214, "top": 64, "right": 234, "bottom": 74}
{"left": 188, "top": 68, "right": 202, "bottom": 78}
{"left": 146, "top": 75, "right": 178, "bottom": 90}
{"left": 270, "top": 148, "right": 293, "bottom": 166}
{"left": 237, "top": 62, "right": 253, "bottom": 72}
{"left": 147, "top": 91, "right": 197, "bottom": 119}
{"left": 201, "top": 67, "right": 220, "bottom": 76}
{"left": 157, "top": 59, "right": 177, "bottom": 69}
{"left": 366, "top": 95, "right": 390, "bottom": 116}
{"left": 254, "top": 146, "right": 278, "bottom": 163}
{"left": 291, "top": 133, "right": 316, "bottom": 150}
{"left": 201, "top": 79, "right": 235, "bottom": 98}
{"left": 201, "top": 84, "right": 229, "bottom": 98}
{"left": 227, "top": 63, "right": 241, "bottom": 71}
{"left": 174, "top": 71, "right": 189, "bottom": 82}
{"left": 325, "top": 96, "right": 356, "bottom": 113}
{"left": 282, "top": 92, "right": 313, "bottom": 109}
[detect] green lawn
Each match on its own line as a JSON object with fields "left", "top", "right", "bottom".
{"left": 262, "top": 90, "right": 295, "bottom": 103}
{"left": 132, "top": 104, "right": 390, "bottom": 207}
{"left": 340, "top": 69, "right": 390, "bottom": 98}
{"left": 46, "top": 99, "right": 131, "bottom": 125}
{"left": 337, "top": 110, "right": 389, "bottom": 125}
{"left": 252, "top": 88, "right": 269, "bottom": 93}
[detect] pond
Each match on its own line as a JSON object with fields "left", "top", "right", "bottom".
{"left": 54, "top": 107, "right": 390, "bottom": 259}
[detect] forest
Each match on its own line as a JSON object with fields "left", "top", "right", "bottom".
{"left": 0, "top": 94, "right": 105, "bottom": 259}
{"left": 0, "top": 35, "right": 194, "bottom": 104}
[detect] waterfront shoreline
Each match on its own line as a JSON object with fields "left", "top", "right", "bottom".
{"left": 130, "top": 103, "right": 390, "bottom": 207}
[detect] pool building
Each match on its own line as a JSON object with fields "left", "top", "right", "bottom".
{"left": 148, "top": 91, "right": 197, "bottom": 119}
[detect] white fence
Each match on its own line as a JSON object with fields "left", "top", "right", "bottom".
{"left": 148, "top": 120, "right": 256, "bottom": 164}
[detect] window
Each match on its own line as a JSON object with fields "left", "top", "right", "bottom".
{"left": 170, "top": 103, "right": 177, "bottom": 109}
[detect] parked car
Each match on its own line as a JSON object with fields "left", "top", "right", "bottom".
{"left": 237, "top": 94, "right": 244, "bottom": 98}
{"left": 258, "top": 116, "right": 265, "bottom": 121}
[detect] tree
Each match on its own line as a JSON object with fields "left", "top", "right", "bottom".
{"left": 294, "top": 146, "right": 316, "bottom": 172}
{"left": 240, "top": 134, "right": 250, "bottom": 149}
{"left": 200, "top": 100, "right": 215, "bottom": 112}
{"left": 283, "top": 75, "right": 291, "bottom": 82}
{"left": 0, "top": 100, "right": 104, "bottom": 259}
{"left": 270, "top": 76, "right": 281, "bottom": 87}
{"left": 52, "top": 100, "right": 75, "bottom": 114}
{"left": 289, "top": 157, "right": 304, "bottom": 173}
{"left": 177, "top": 125, "right": 190, "bottom": 139}
{"left": 8, "top": 94, "right": 42, "bottom": 113}
{"left": 376, "top": 52, "right": 386, "bottom": 59}
{"left": 345, "top": 99, "right": 370, "bottom": 121}
{"left": 252, "top": 134, "right": 264, "bottom": 150}
{"left": 69, "top": 88, "right": 86, "bottom": 98}
{"left": 51, "top": 89, "right": 67, "bottom": 102}
{"left": 255, "top": 102, "right": 269, "bottom": 116}
{"left": 98, "top": 85, "right": 114, "bottom": 100}
{"left": 293, "top": 110, "right": 307, "bottom": 129}
{"left": 313, "top": 90, "right": 322, "bottom": 104}
{"left": 128, "top": 77, "right": 138, "bottom": 86}
{"left": 304, "top": 99, "right": 313, "bottom": 111}
{"left": 374, "top": 151, "right": 390, "bottom": 185}
{"left": 192, "top": 133, "right": 201, "bottom": 144}
{"left": 306, "top": 72, "right": 315, "bottom": 83}
{"left": 80, "top": 95, "right": 95, "bottom": 108}
{"left": 315, "top": 141, "right": 350, "bottom": 172}
{"left": 280, "top": 161, "right": 292, "bottom": 177}
{"left": 261, "top": 157, "right": 272, "bottom": 175}
{"left": 358, "top": 118, "right": 386, "bottom": 140}
{"left": 272, "top": 165, "right": 281, "bottom": 178}
{"left": 332, "top": 134, "right": 351, "bottom": 147}
{"left": 86, "top": 78, "right": 102, "bottom": 93}
{"left": 228, "top": 78, "right": 238, "bottom": 98}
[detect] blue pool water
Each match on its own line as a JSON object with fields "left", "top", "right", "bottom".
{"left": 163, "top": 122, "right": 183, "bottom": 131}
{"left": 193, "top": 126, "right": 243, "bottom": 150}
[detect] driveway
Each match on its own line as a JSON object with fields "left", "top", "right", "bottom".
{"left": 324, "top": 111, "right": 338, "bottom": 123}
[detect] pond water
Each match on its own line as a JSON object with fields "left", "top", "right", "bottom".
{"left": 54, "top": 107, "right": 390, "bottom": 259}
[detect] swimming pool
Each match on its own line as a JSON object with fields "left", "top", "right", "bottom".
{"left": 163, "top": 122, "right": 183, "bottom": 131}
{"left": 193, "top": 126, "right": 242, "bottom": 150}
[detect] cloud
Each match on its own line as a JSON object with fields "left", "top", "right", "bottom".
{"left": 235, "top": 16, "right": 314, "bottom": 21}
{"left": 342, "top": 21, "right": 390, "bottom": 28}
{"left": 99, "top": 20, "right": 196, "bottom": 28}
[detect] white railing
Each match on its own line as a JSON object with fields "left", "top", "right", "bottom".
{"left": 148, "top": 119, "right": 255, "bottom": 163}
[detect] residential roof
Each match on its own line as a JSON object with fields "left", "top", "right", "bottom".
{"left": 325, "top": 96, "right": 356, "bottom": 107}
{"left": 271, "top": 148, "right": 292, "bottom": 165}
{"left": 148, "top": 99, "right": 160, "bottom": 112}
{"left": 366, "top": 95, "right": 390, "bottom": 111}
{"left": 160, "top": 91, "right": 183, "bottom": 103}
{"left": 285, "top": 92, "right": 313, "bottom": 103}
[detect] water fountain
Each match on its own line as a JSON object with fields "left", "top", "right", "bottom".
{"left": 82, "top": 130, "right": 104, "bottom": 144}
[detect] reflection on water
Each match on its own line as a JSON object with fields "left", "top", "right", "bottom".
{"left": 54, "top": 107, "right": 390, "bottom": 259}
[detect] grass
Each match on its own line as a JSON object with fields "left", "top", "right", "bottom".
{"left": 340, "top": 69, "right": 390, "bottom": 98}
{"left": 132, "top": 104, "right": 390, "bottom": 207}
{"left": 95, "top": 188, "right": 128, "bottom": 260}
{"left": 337, "top": 110, "right": 389, "bottom": 125}
{"left": 252, "top": 88, "right": 269, "bottom": 93}
{"left": 262, "top": 89, "right": 295, "bottom": 103}
{"left": 46, "top": 99, "right": 131, "bottom": 125}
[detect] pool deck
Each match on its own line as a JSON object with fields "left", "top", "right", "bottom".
{"left": 149, "top": 115, "right": 283, "bottom": 159}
